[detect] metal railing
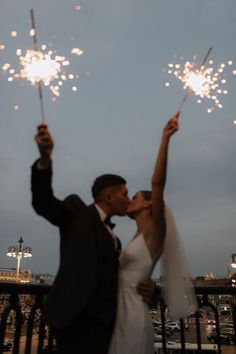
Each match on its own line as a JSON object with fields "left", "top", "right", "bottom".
{"left": 0, "top": 282, "right": 51, "bottom": 354}
{"left": 0, "top": 282, "right": 236, "bottom": 354}
{"left": 152, "top": 286, "right": 236, "bottom": 354}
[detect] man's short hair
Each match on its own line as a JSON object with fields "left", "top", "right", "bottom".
{"left": 92, "top": 174, "right": 126, "bottom": 200}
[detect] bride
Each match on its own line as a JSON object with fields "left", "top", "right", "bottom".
{"left": 109, "top": 113, "right": 189, "bottom": 354}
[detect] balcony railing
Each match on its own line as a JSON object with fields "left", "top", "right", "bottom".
{"left": 0, "top": 282, "right": 236, "bottom": 354}
{"left": 152, "top": 286, "right": 236, "bottom": 354}
{"left": 0, "top": 282, "right": 51, "bottom": 354}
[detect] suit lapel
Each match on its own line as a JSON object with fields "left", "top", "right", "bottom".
{"left": 88, "top": 204, "right": 122, "bottom": 253}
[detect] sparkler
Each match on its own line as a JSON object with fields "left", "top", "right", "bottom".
{"left": 1, "top": 10, "right": 83, "bottom": 121}
{"left": 177, "top": 47, "right": 212, "bottom": 114}
{"left": 165, "top": 48, "right": 234, "bottom": 114}
{"left": 30, "top": 9, "right": 46, "bottom": 122}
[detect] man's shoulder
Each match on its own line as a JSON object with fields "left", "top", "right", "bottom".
{"left": 63, "top": 194, "right": 87, "bottom": 208}
{"left": 63, "top": 198, "right": 101, "bottom": 223}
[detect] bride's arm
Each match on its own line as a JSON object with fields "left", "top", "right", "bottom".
{"left": 149, "top": 114, "right": 179, "bottom": 259}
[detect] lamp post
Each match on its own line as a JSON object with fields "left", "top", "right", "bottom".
{"left": 6, "top": 237, "right": 32, "bottom": 282}
{"left": 231, "top": 254, "right": 236, "bottom": 269}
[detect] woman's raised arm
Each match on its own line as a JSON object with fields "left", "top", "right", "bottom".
{"left": 149, "top": 113, "right": 179, "bottom": 258}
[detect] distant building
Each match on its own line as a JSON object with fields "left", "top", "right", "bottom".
{"left": 193, "top": 276, "right": 227, "bottom": 287}
{"left": 227, "top": 272, "right": 236, "bottom": 288}
{"left": 0, "top": 268, "right": 32, "bottom": 283}
{"left": 193, "top": 275, "right": 235, "bottom": 308}
{"left": 32, "top": 273, "right": 54, "bottom": 285}
{"left": 0, "top": 268, "right": 54, "bottom": 284}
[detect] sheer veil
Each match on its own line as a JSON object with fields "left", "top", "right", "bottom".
{"left": 160, "top": 206, "right": 198, "bottom": 319}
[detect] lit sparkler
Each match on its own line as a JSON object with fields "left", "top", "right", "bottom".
{"left": 165, "top": 48, "right": 234, "bottom": 114}
{"left": 75, "top": 4, "right": 82, "bottom": 11}
{"left": 1, "top": 9, "right": 83, "bottom": 121}
{"left": 71, "top": 47, "right": 83, "bottom": 56}
{"left": 11, "top": 31, "right": 18, "bottom": 37}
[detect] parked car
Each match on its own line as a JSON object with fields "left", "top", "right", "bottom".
{"left": 33, "top": 326, "right": 39, "bottom": 334}
{"left": 207, "top": 332, "right": 235, "bottom": 345}
{"left": 221, "top": 309, "right": 232, "bottom": 316}
{"left": 3, "top": 342, "right": 13, "bottom": 352}
{"left": 149, "top": 309, "right": 157, "bottom": 315}
{"left": 183, "top": 320, "right": 189, "bottom": 330}
{"left": 34, "top": 314, "right": 41, "bottom": 321}
{"left": 166, "top": 321, "right": 181, "bottom": 332}
{"left": 213, "top": 322, "right": 234, "bottom": 330}
{"left": 154, "top": 333, "right": 164, "bottom": 343}
{"left": 221, "top": 329, "right": 235, "bottom": 336}
{"left": 154, "top": 326, "right": 172, "bottom": 338}
{"left": 6, "top": 317, "right": 12, "bottom": 325}
{"left": 211, "top": 323, "right": 234, "bottom": 335}
{"left": 221, "top": 321, "right": 234, "bottom": 327}
{"left": 41, "top": 344, "right": 57, "bottom": 353}
{"left": 219, "top": 304, "right": 232, "bottom": 316}
{"left": 152, "top": 319, "right": 162, "bottom": 328}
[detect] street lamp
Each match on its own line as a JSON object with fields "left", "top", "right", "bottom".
{"left": 231, "top": 254, "right": 236, "bottom": 269}
{"left": 6, "top": 237, "right": 32, "bottom": 282}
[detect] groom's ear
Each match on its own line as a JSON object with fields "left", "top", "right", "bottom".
{"left": 103, "top": 188, "right": 113, "bottom": 205}
{"left": 106, "top": 192, "right": 113, "bottom": 204}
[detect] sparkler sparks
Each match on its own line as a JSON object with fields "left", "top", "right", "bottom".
{"left": 1, "top": 9, "right": 84, "bottom": 121}
{"left": 19, "top": 50, "right": 64, "bottom": 87}
{"left": 164, "top": 53, "right": 235, "bottom": 113}
{"left": 71, "top": 47, "right": 83, "bottom": 56}
{"left": 11, "top": 31, "right": 18, "bottom": 37}
{"left": 75, "top": 5, "right": 82, "bottom": 11}
{"left": 2, "top": 46, "right": 82, "bottom": 98}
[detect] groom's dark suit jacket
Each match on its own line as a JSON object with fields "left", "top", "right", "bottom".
{"left": 31, "top": 160, "right": 120, "bottom": 331}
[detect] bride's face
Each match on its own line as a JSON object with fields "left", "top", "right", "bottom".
{"left": 127, "top": 192, "right": 151, "bottom": 218}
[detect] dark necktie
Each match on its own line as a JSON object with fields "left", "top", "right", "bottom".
{"left": 104, "top": 217, "right": 119, "bottom": 252}
{"left": 104, "top": 217, "right": 116, "bottom": 230}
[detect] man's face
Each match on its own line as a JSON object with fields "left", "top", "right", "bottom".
{"left": 109, "top": 184, "right": 130, "bottom": 216}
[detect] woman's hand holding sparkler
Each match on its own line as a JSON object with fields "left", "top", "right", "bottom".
{"left": 35, "top": 123, "right": 54, "bottom": 168}
{"left": 162, "top": 112, "right": 179, "bottom": 141}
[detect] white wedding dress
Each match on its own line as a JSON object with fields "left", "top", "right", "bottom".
{"left": 109, "top": 207, "right": 197, "bottom": 354}
{"left": 109, "top": 234, "right": 154, "bottom": 354}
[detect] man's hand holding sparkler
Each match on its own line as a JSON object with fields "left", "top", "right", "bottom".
{"left": 35, "top": 123, "right": 54, "bottom": 168}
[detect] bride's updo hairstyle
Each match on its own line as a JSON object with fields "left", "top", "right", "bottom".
{"left": 140, "top": 190, "right": 151, "bottom": 201}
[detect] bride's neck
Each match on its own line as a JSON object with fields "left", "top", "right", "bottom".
{"left": 134, "top": 212, "right": 152, "bottom": 236}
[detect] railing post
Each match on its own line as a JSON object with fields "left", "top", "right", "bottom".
{"left": 160, "top": 298, "right": 167, "bottom": 354}
{"left": 0, "top": 291, "right": 22, "bottom": 354}
{"left": 200, "top": 294, "right": 221, "bottom": 354}
{"left": 195, "top": 309, "right": 202, "bottom": 354}
{"left": 179, "top": 318, "right": 186, "bottom": 354}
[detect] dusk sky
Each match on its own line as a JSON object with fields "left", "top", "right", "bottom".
{"left": 0, "top": 0, "right": 235, "bottom": 279}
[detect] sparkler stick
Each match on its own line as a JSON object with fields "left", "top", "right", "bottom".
{"left": 177, "top": 47, "right": 213, "bottom": 114}
{"left": 199, "top": 47, "right": 213, "bottom": 69}
{"left": 30, "top": 9, "right": 46, "bottom": 122}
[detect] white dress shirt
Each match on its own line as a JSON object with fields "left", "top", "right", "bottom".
{"left": 94, "top": 204, "right": 118, "bottom": 249}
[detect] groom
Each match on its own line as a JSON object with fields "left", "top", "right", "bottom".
{"left": 31, "top": 124, "right": 154, "bottom": 354}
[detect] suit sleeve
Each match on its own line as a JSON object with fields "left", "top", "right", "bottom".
{"left": 31, "top": 159, "right": 85, "bottom": 226}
